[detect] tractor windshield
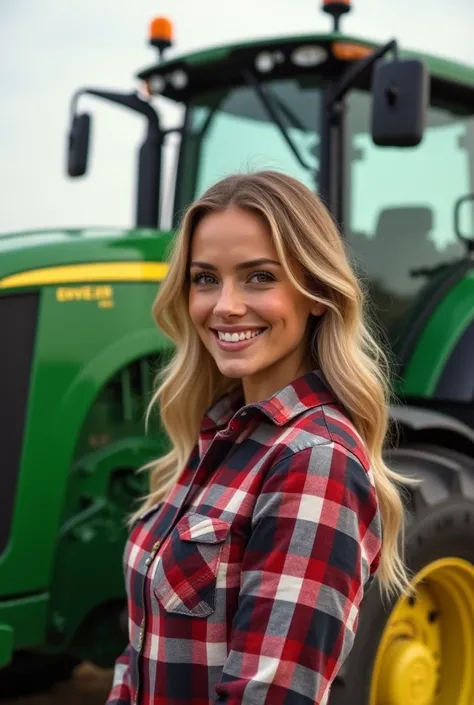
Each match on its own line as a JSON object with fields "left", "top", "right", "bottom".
{"left": 178, "top": 77, "right": 321, "bottom": 198}
{"left": 176, "top": 76, "right": 474, "bottom": 341}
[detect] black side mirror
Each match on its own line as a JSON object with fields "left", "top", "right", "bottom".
{"left": 454, "top": 194, "right": 474, "bottom": 251}
{"left": 371, "top": 59, "right": 429, "bottom": 147}
{"left": 67, "top": 113, "right": 91, "bottom": 177}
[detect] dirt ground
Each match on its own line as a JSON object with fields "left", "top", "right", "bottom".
{"left": 3, "top": 664, "right": 113, "bottom": 705}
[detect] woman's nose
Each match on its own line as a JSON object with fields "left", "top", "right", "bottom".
{"left": 213, "top": 284, "right": 247, "bottom": 318}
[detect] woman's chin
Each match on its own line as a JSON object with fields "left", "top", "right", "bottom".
{"left": 215, "top": 360, "right": 256, "bottom": 379}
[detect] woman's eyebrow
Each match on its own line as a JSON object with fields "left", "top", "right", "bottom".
{"left": 237, "top": 258, "right": 281, "bottom": 270}
{"left": 189, "top": 258, "right": 281, "bottom": 270}
{"left": 189, "top": 261, "right": 217, "bottom": 270}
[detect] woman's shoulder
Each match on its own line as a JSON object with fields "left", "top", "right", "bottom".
{"left": 283, "top": 401, "right": 370, "bottom": 472}
{"left": 251, "top": 370, "right": 370, "bottom": 471}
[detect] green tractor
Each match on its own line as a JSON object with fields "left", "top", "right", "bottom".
{"left": 1, "top": 1, "right": 474, "bottom": 702}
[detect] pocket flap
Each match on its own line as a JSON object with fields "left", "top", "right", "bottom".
{"left": 178, "top": 513, "right": 231, "bottom": 544}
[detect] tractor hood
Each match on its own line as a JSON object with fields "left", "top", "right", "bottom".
{"left": 0, "top": 227, "right": 174, "bottom": 292}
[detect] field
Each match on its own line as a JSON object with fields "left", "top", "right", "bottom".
{"left": 3, "top": 664, "right": 113, "bottom": 705}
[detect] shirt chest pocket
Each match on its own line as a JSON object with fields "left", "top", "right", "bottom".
{"left": 153, "top": 513, "right": 231, "bottom": 618}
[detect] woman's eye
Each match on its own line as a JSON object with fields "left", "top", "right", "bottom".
{"left": 248, "top": 271, "right": 275, "bottom": 284}
{"left": 191, "top": 272, "right": 216, "bottom": 286}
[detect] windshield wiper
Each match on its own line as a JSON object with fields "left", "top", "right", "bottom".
{"left": 270, "top": 92, "right": 306, "bottom": 132}
{"left": 241, "top": 68, "right": 313, "bottom": 172}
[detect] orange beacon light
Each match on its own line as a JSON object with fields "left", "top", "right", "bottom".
{"left": 149, "top": 17, "right": 174, "bottom": 58}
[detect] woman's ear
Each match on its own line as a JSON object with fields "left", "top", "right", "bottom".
{"left": 311, "top": 302, "right": 326, "bottom": 317}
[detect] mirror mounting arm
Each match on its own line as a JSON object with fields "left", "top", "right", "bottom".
{"left": 319, "top": 38, "right": 410, "bottom": 230}
{"left": 71, "top": 88, "right": 160, "bottom": 134}
{"left": 454, "top": 194, "right": 474, "bottom": 254}
{"left": 70, "top": 88, "right": 162, "bottom": 229}
{"left": 328, "top": 39, "right": 399, "bottom": 108}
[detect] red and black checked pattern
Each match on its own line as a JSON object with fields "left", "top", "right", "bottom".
{"left": 107, "top": 371, "right": 382, "bottom": 705}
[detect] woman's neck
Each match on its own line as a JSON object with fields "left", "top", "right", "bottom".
{"left": 242, "top": 354, "right": 312, "bottom": 405}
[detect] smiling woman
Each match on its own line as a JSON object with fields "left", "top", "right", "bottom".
{"left": 107, "top": 171, "right": 409, "bottom": 705}
{"left": 188, "top": 207, "right": 325, "bottom": 400}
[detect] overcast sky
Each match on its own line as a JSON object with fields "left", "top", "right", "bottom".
{"left": 1, "top": 0, "right": 473, "bottom": 233}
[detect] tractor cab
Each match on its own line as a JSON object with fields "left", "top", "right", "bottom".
{"left": 68, "top": 2, "right": 474, "bottom": 398}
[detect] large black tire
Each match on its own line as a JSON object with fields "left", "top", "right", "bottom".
{"left": 0, "top": 651, "right": 80, "bottom": 698}
{"left": 328, "top": 444, "right": 474, "bottom": 705}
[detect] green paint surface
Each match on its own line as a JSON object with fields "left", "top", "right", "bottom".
{"left": 400, "top": 275, "right": 474, "bottom": 397}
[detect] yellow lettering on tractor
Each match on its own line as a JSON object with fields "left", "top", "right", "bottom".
{"left": 55, "top": 285, "right": 115, "bottom": 308}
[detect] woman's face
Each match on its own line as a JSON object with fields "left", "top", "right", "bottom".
{"left": 188, "top": 206, "right": 325, "bottom": 402}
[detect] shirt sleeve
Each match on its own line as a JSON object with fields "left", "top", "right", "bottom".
{"left": 213, "top": 442, "right": 382, "bottom": 705}
{"left": 106, "top": 643, "right": 132, "bottom": 705}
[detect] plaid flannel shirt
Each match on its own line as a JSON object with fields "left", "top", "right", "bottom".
{"left": 107, "top": 371, "right": 382, "bottom": 705}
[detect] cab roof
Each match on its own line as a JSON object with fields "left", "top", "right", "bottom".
{"left": 136, "top": 32, "right": 474, "bottom": 104}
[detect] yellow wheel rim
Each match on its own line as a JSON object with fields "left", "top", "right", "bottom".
{"left": 370, "top": 557, "right": 474, "bottom": 705}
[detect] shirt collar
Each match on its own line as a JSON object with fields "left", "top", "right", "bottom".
{"left": 201, "top": 370, "right": 337, "bottom": 431}
{"left": 199, "top": 385, "right": 245, "bottom": 432}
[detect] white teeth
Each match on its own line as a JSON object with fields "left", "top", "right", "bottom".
{"left": 217, "top": 329, "right": 264, "bottom": 342}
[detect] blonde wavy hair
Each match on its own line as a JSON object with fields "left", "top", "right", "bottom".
{"left": 135, "top": 170, "right": 410, "bottom": 598}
